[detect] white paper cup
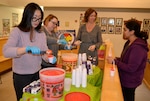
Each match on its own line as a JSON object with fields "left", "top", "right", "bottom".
{"left": 48, "top": 56, "right": 53, "bottom": 63}
{"left": 64, "top": 78, "right": 72, "bottom": 91}
{"left": 110, "top": 70, "right": 115, "bottom": 77}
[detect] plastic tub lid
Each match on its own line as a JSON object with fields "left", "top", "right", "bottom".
{"left": 65, "top": 92, "right": 90, "bottom": 101}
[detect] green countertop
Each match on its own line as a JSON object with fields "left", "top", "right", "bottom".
{"left": 20, "top": 67, "right": 103, "bottom": 101}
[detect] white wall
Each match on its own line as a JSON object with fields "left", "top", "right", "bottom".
{"left": 1, "top": 0, "right": 150, "bottom": 9}
{"left": 0, "top": 5, "right": 149, "bottom": 57}
{"left": 44, "top": 9, "right": 150, "bottom": 57}
{"left": 0, "top": 5, "right": 23, "bottom": 36}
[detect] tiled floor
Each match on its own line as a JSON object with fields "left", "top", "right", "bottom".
{"left": 0, "top": 70, "right": 150, "bottom": 101}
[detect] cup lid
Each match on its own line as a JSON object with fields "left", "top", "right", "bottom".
{"left": 65, "top": 92, "right": 90, "bottom": 101}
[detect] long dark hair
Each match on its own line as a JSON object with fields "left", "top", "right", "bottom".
{"left": 17, "top": 3, "right": 44, "bottom": 42}
{"left": 18, "top": 2, "right": 43, "bottom": 32}
{"left": 125, "top": 19, "right": 148, "bottom": 41}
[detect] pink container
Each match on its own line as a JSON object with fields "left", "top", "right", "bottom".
{"left": 39, "top": 68, "right": 66, "bottom": 101}
{"left": 61, "top": 53, "right": 77, "bottom": 73}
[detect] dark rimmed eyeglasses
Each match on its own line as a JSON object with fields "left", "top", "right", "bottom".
{"left": 32, "top": 17, "right": 42, "bottom": 22}
{"left": 50, "top": 21, "right": 58, "bottom": 26}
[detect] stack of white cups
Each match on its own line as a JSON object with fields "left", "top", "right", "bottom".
{"left": 82, "top": 67, "right": 87, "bottom": 88}
{"left": 75, "top": 68, "right": 80, "bottom": 87}
{"left": 72, "top": 65, "right": 87, "bottom": 88}
{"left": 72, "top": 69, "right": 76, "bottom": 85}
{"left": 78, "top": 65, "right": 83, "bottom": 84}
{"left": 77, "top": 53, "right": 82, "bottom": 66}
{"left": 82, "top": 53, "right": 87, "bottom": 64}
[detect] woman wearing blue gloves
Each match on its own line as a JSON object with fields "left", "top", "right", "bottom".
{"left": 3, "top": 3, "right": 56, "bottom": 101}
{"left": 41, "top": 14, "right": 67, "bottom": 68}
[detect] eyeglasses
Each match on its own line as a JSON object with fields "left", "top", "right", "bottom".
{"left": 50, "top": 21, "right": 58, "bottom": 26}
{"left": 32, "top": 17, "right": 42, "bottom": 22}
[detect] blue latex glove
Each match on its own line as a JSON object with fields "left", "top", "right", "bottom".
{"left": 64, "top": 44, "right": 72, "bottom": 50}
{"left": 51, "top": 56, "right": 57, "bottom": 64}
{"left": 48, "top": 56, "right": 57, "bottom": 64}
{"left": 26, "top": 46, "right": 41, "bottom": 54}
{"left": 58, "top": 39, "right": 67, "bottom": 45}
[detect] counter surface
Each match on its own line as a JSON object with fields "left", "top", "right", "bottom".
{"left": 100, "top": 43, "right": 123, "bottom": 101}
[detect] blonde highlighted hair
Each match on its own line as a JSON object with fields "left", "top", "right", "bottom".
{"left": 44, "top": 14, "right": 58, "bottom": 26}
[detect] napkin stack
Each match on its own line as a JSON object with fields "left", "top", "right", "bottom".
{"left": 23, "top": 80, "right": 40, "bottom": 94}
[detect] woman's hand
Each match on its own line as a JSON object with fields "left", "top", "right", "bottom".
{"left": 107, "top": 56, "right": 114, "bottom": 64}
{"left": 42, "top": 50, "right": 53, "bottom": 63}
{"left": 88, "top": 45, "right": 96, "bottom": 51}
{"left": 74, "top": 40, "right": 82, "bottom": 46}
